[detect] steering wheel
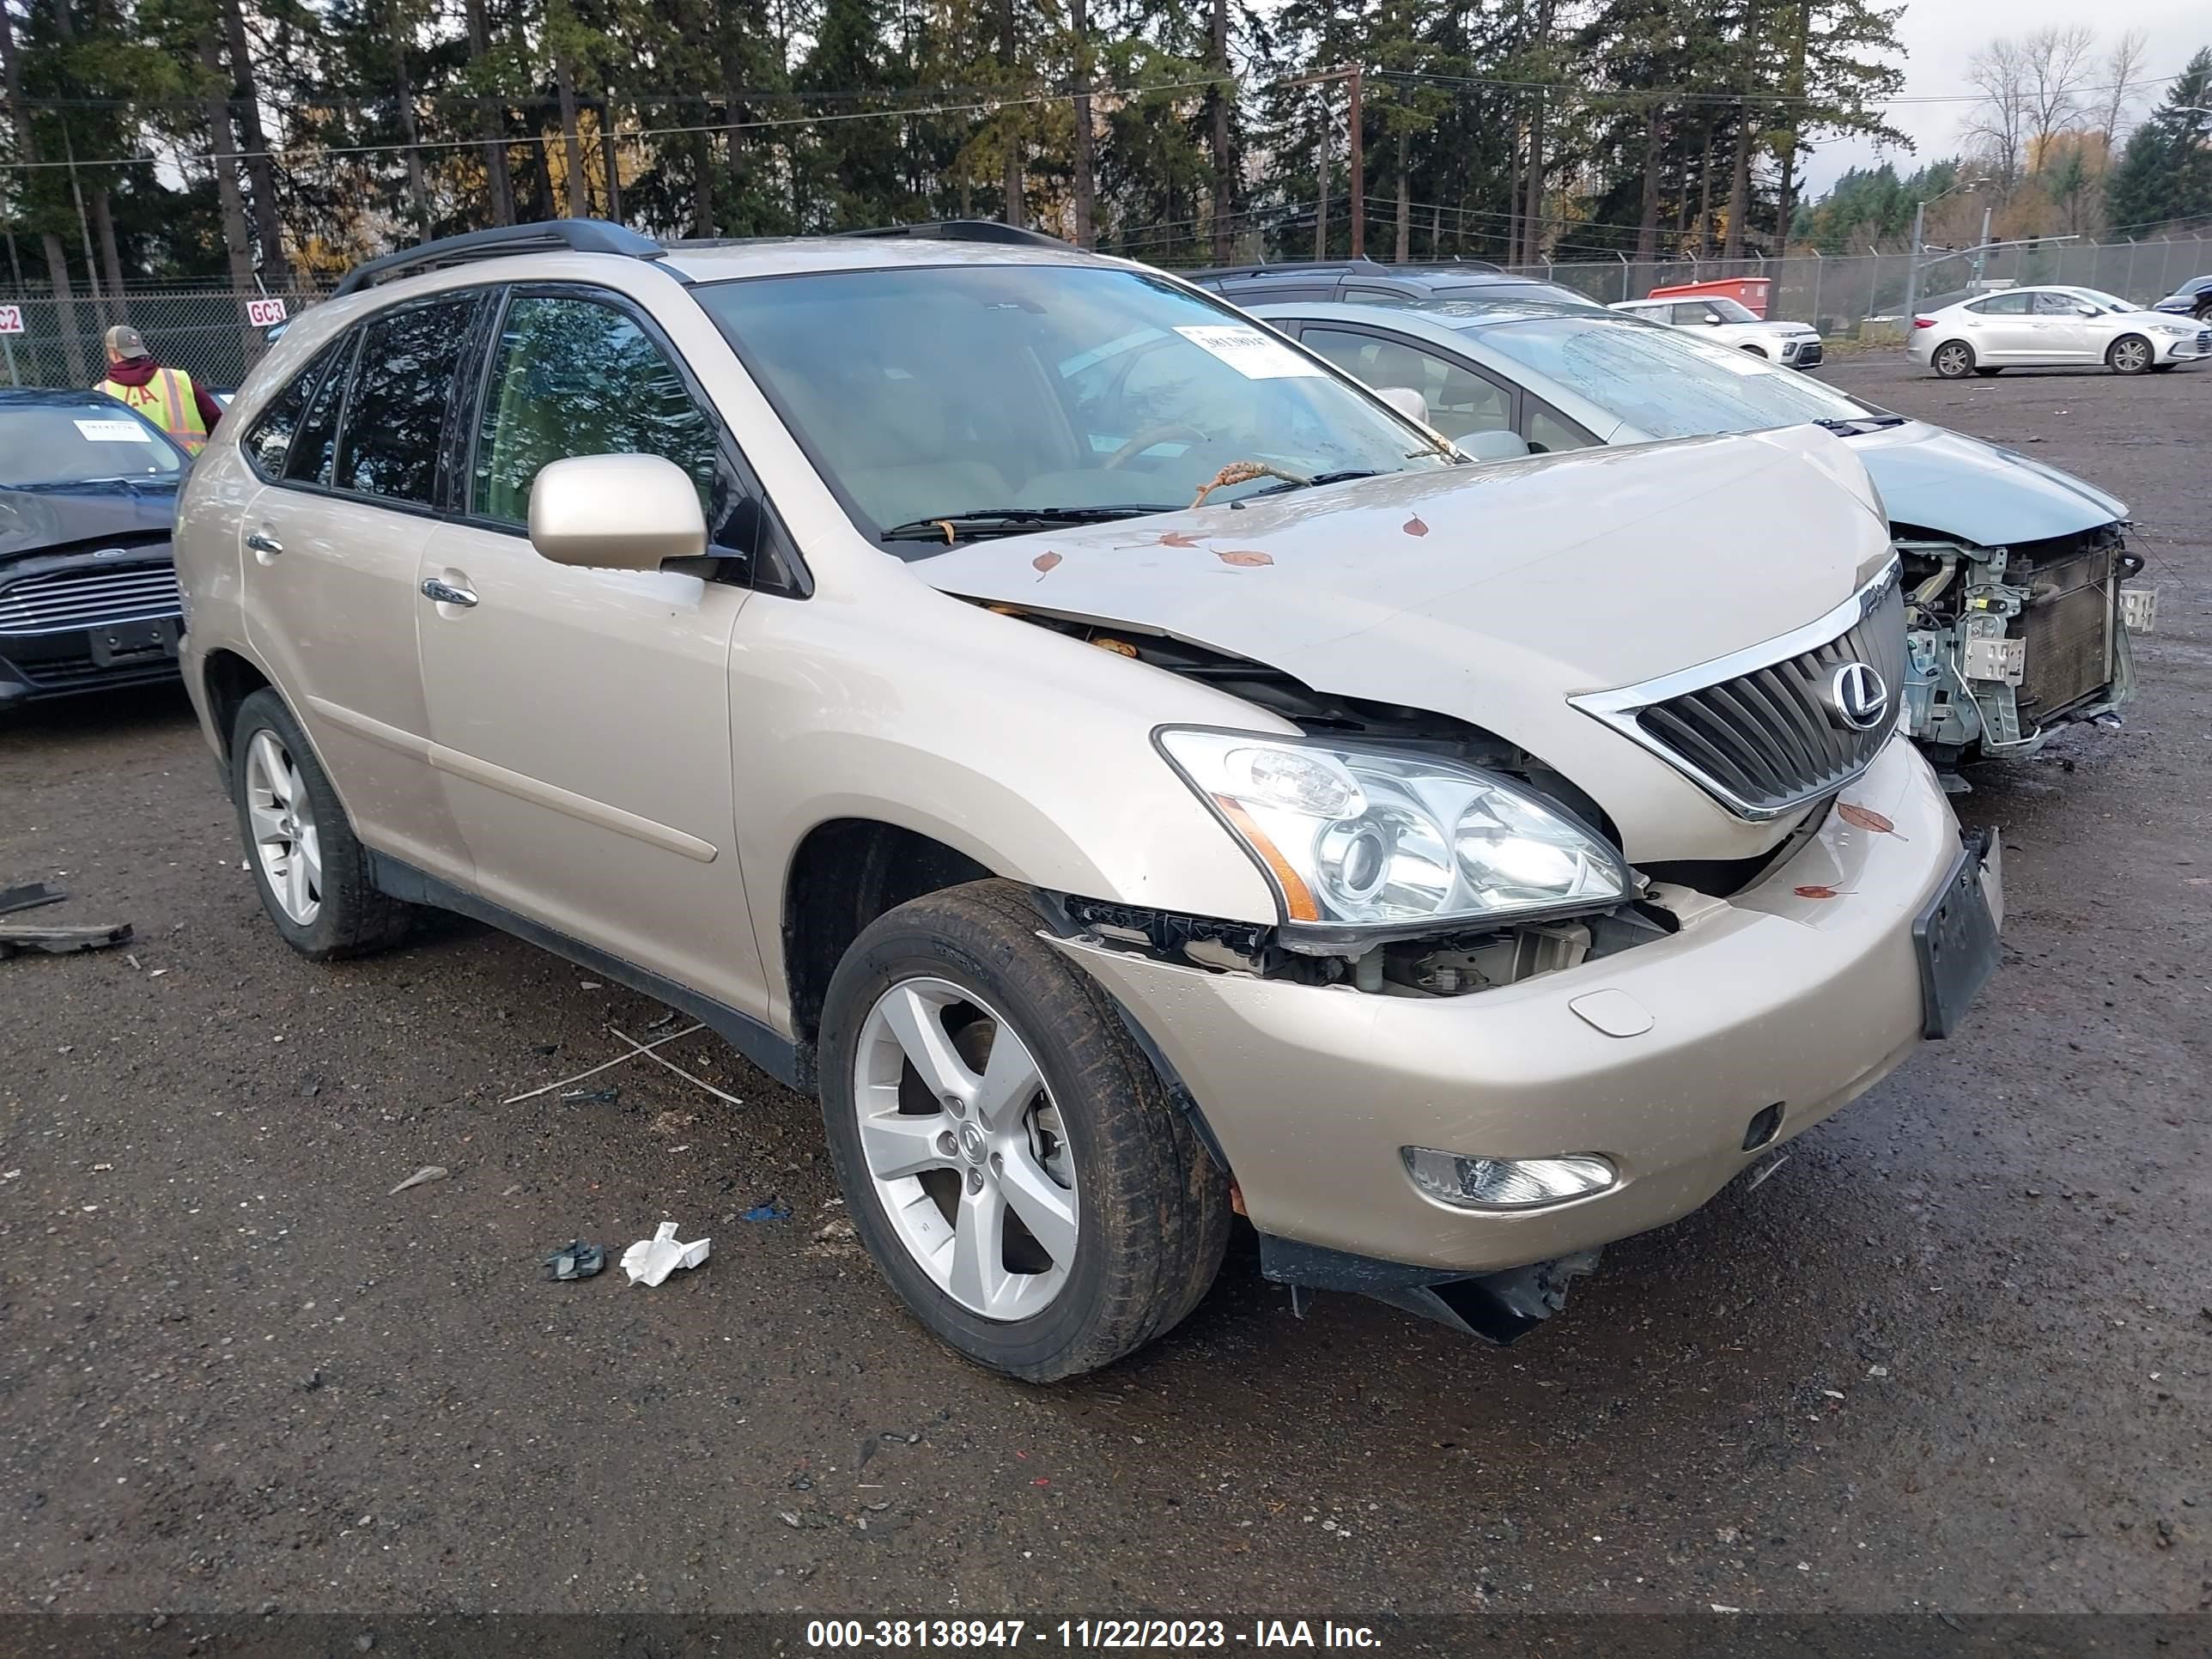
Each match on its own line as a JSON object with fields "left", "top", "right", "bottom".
{"left": 1103, "top": 423, "right": 1212, "bottom": 471}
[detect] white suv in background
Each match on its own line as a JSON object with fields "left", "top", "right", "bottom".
{"left": 1612, "top": 295, "right": 1824, "bottom": 368}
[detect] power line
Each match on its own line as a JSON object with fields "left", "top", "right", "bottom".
{"left": 0, "top": 76, "right": 1224, "bottom": 173}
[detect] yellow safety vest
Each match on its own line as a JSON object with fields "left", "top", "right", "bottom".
{"left": 97, "top": 365, "right": 210, "bottom": 454}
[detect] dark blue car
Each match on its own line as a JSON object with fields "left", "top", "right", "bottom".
{"left": 0, "top": 386, "right": 189, "bottom": 706}
{"left": 2152, "top": 275, "right": 2212, "bottom": 320}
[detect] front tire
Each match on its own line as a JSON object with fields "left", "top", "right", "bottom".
{"left": 229, "top": 689, "right": 416, "bottom": 959}
{"left": 819, "top": 879, "right": 1231, "bottom": 1382}
{"left": 1931, "top": 340, "right": 1975, "bottom": 379}
{"left": 2106, "top": 335, "right": 2154, "bottom": 374}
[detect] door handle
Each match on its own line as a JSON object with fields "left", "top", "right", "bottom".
{"left": 420, "top": 576, "right": 477, "bottom": 609}
{"left": 246, "top": 529, "right": 283, "bottom": 556}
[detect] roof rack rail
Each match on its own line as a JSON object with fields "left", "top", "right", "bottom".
{"left": 840, "top": 220, "right": 1072, "bottom": 250}
{"left": 331, "top": 219, "right": 665, "bottom": 300}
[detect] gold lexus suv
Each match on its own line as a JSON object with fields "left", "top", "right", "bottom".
{"left": 173, "top": 220, "right": 2002, "bottom": 1380}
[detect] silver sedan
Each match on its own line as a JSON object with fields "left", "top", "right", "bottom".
{"left": 1907, "top": 285, "right": 2210, "bottom": 378}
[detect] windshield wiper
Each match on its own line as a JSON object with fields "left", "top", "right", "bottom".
{"left": 1249, "top": 468, "right": 1384, "bottom": 498}
{"left": 1813, "top": 415, "right": 1908, "bottom": 434}
{"left": 879, "top": 505, "right": 1176, "bottom": 544}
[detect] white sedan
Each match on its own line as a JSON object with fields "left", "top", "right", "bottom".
{"left": 1608, "top": 295, "right": 1824, "bottom": 367}
{"left": 1910, "top": 285, "right": 2211, "bottom": 378}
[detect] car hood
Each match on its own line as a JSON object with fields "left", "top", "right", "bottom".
{"left": 916, "top": 426, "right": 1891, "bottom": 855}
{"left": 1844, "top": 420, "right": 2126, "bottom": 544}
{"left": 0, "top": 483, "right": 179, "bottom": 562}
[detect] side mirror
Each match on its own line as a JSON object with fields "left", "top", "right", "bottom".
{"left": 2075, "top": 304, "right": 2099, "bottom": 317}
{"left": 528, "top": 453, "right": 708, "bottom": 572}
{"left": 1455, "top": 430, "right": 1532, "bottom": 462}
{"left": 1699, "top": 313, "right": 1722, "bottom": 325}
{"left": 1375, "top": 385, "right": 1428, "bottom": 424}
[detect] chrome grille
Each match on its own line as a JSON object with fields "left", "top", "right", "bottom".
{"left": 1571, "top": 558, "right": 1907, "bottom": 821}
{"left": 0, "top": 563, "right": 182, "bottom": 635}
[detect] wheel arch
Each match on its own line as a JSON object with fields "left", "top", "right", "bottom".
{"left": 200, "top": 645, "right": 276, "bottom": 764}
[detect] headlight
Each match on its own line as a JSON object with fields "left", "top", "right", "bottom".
{"left": 1158, "top": 728, "right": 1629, "bottom": 931}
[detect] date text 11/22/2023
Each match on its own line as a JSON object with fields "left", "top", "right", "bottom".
{"left": 803, "top": 1620, "right": 1384, "bottom": 1650}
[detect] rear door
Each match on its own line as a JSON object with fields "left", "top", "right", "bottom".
{"left": 414, "top": 285, "right": 767, "bottom": 1011}
{"left": 238, "top": 297, "right": 483, "bottom": 886}
{"left": 1961, "top": 291, "right": 2034, "bottom": 361}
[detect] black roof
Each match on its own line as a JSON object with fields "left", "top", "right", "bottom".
{"left": 0, "top": 386, "right": 133, "bottom": 405}
{"left": 1189, "top": 257, "right": 1507, "bottom": 283}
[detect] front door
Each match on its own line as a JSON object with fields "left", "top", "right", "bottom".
{"left": 415, "top": 288, "right": 767, "bottom": 1013}
{"left": 2027, "top": 290, "right": 2095, "bottom": 361}
{"left": 1963, "top": 291, "right": 2036, "bottom": 362}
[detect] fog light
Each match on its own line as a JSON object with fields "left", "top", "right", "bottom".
{"left": 1401, "top": 1146, "right": 1616, "bottom": 1212}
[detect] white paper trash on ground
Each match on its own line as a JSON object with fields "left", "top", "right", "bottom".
{"left": 621, "top": 1220, "right": 711, "bottom": 1287}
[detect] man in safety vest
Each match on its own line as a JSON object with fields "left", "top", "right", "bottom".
{"left": 95, "top": 325, "right": 222, "bottom": 454}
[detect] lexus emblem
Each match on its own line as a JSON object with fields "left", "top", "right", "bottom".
{"left": 1828, "top": 661, "right": 1890, "bottom": 731}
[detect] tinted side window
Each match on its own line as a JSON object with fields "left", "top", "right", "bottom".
{"left": 2031, "top": 291, "right": 2080, "bottom": 315}
{"left": 284, "top": 332, "right": 357, "bottom": 485}
{"left": 243, "top": 345, "right": 334, "bottom": 478}
{"left": 333, "top": 296, "right": 482, "bottom": 505}
{"left": 472, "top": 295, "right": 738, "bottom": 544}
{"left": 1968, "top": 292, "right": 2030, "bottom": 315}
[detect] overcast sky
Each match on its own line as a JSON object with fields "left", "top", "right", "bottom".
{"left": 1800, "top": 0, "right": 2212, "bottom": 197}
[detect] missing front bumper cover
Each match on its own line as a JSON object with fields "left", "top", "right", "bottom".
{"left": 1257, "top": 1232, "right": 1601, "bottom": 1346}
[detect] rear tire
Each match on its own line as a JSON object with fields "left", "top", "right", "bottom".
{"left": 1931, "top": 340, "right": 1975, "bottom": 379}
{"left": 229, "top": 688, "right": 416, "bottom": 960}
{"left": 2106, "top": 335, "right": 2154, "bottom": 375}
{"left": 819, "top": 879, "right": 1231, "bottom": 1382}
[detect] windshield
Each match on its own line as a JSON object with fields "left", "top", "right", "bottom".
{"left": 0, "top": 400, "right": 186, "bottom": 488}
{"left": 696, "top": 264, "right": 1451, "bottom": 552}
{"left": 1468, "top": 314, "right": 1881, "bottom": 440}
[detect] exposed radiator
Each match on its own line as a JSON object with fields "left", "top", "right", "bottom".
{"left": 2015, "top": 544, "right": 2116, "bottom": 720}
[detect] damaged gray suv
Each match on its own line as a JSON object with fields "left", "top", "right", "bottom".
{"left": 174, "top": 221, "right": 2001, "bottom": 1380}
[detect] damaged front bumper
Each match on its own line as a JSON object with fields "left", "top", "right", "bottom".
{"left": 1053, "top": 738, "right": 2002, "bottom": 1340}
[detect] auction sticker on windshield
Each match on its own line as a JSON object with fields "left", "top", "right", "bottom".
{"left": 75, "top": 418, "right": 155, "bottom": 442}
{"left": 1175, "top": 324, "right": 1322, "bottom": 379}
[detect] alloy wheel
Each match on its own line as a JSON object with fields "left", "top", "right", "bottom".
{"left": 244, "top": 729, "right": 323, "bottom": 926}
{"left": 852, "top": 976, "right": 1078, "bottom": 1322}
{"left": 1934, "top": 343, "right": 1971, "bottom": 378}
{"left": 2110, "top": 338, "right": 2150, "bottom": 374}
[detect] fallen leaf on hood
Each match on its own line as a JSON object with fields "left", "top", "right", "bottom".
{"left": 1402, "top": 514, "right": 1430, "bottom": 538}
{"left": 1216, "top": 549, "right": 1273, "bottom": 567}
{"left": 934, "top": 520, "right": 957, "bottom": 545}
{"left": 1837, "top": 802, "right": 1905, "bottom": 838}
{"left": 1157, "top": 531, "right": 1201, "bottom": 548}
{"left": 1793, "top": 885, "right": 1849, "bottom": 900}
{"left": 1031, "top": 551, "right": 1062, "bottom": 576}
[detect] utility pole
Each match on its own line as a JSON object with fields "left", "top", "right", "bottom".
{"left": 1972, "top": 202, "right": 1992, "bottom": 283}
{"left": 1903, "top": 199, "right": 1925, "bottom": 323}
{"left": 1281, "top": 64, "right": 1364, "bottom": 259}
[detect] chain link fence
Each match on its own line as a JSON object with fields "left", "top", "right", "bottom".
{"left": 0, "top": 284, "right": 331, "bottom": 394}
{"left": 3, "top": 232, "right": 2206, "bottom": 392}
{"left": 1495, "top": 234, "right": 2212, "bottom": 334}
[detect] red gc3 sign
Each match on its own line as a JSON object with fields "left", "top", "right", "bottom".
{"left": 246, "top": 297, "right": 288, "bottom": 328}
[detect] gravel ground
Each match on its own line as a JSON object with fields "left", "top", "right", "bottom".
{"left": 1, "top": 356, "right": 2206, "bottom": 1619}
